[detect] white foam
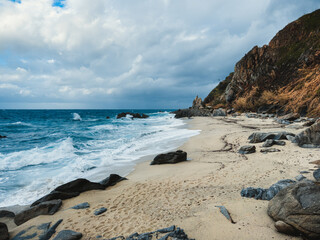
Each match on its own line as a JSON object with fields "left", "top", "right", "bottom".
{"left": 72, "top": 113, "right": 82, "bottom": 121}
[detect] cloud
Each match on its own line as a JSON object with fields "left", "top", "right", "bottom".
{"left": 0, "top": 0, "right": 319, "bottom": 108}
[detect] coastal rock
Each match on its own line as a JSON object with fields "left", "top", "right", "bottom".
{"left": 53, "top": 230, "right": 83, "bottom": 240}
{"left": 151, "top": 150, "right": 187, "bottom": 165}
{"left": 71, "top": 202, "right": 90, "bottom": 210}
{"left": 295, "top": 122, "right": 320, "bottom": 147}
{"left": 262, "top": 139, "right": 286, "bottom": 147}
{"left": 192, "top": 96, "right": 203, "bottom": 108}
{"left": 94, "top": 207, "right": 107, "bottom": 216}
{"left": 116, "top": 112, "right": 149, "bottom": 119}
{"left": 313, "top": 168, "right": 320, "bottom": 181}
{"left": 173, "top": 108, "right": 212, "bottom": 118}
{"left": 278, "top": 113, "right": 300, "bottom": 121}
{"left": 238, "top": 145, "right": 256, "bottom": 154}
{"left": 212, "top": 108, "right": 226, "bottom": 117}
{"left": 295, "top": 174, "right": 306, "bottom": 181}
{"left": 0, "top": 223, "right": 9, "bottom": 240}
{"left": 14, "top": 199, "right": 62, "bottom": 226}
{"left": 0, "top": 210, "right": 15, "bottom": 218}
{"left": 267, "top": 181, "right": 320, "bottom": 239}
{"left": 260, "top": 148, "right": 280, "bottom": 153}
{"left": 248, "top": 132, "right": 295, "bottom": 143}
{"left": 32, "top": 174, "right": 126, "bottom": 206}
{"left": 106, "top": 226, "right": 194, "bottom": 240}
{"left": 241, "top": 179, "right": 295, "bottom": 200}
{"left": 0, "top": 135, "right": 6, "bottom": 139}
{"left": 274, "top": 221, "right": 298, "bottom": 235}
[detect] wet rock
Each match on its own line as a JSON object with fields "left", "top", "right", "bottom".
{"left": 260, "top": 148, "right": 280, "bottom": 153}
{"left": 14, "top": 200, "right": 62, "bottom": 226}
{"left": 0, "top": 223, "right": 9, "bottom": 240}
{"left": 313, "top": 168, "right": 320, "bottom": 181}
{"left": 106, "top": 116, "right": 110, "bottom": 119}
{"left": 303, "top": 120, "right": 315, "bottom": 127}
{"left": 94, "top": 207, "right": 107, "bottom": 216}
{"left": 278, "top": 113, "right": 300, "bottom": 121}
{"left": 116, "top": 112, "right": 149, "bottom": 119}
{"left": 31, "top": 174, "right": 126, "bottom": 206}
{"left": 151, "top": 150, "right": 187, "bottom": 165}
{"left": 216, "top": 206, "right": 234, "bottom": 223}
{"left": 248, "top": 132, "right": 295, "bottom": 143}
{"left": 53, "top": 230, "right": 82, "bottom": 240}
{"left": 212, "top": 108, "right": 226, "bottom": 117}
{"left": 0, "top": 135, "right": 6, "bottom": 139}
{"left": 0, "top": 210, "right": 15, "bottom": 218}
{"left": 241, "top": 179, "right": 296, "bottom": 200}
{"left": 71, "top": 202, "right": 90, "bottom": 210}
{"left": 295, "top": 122, "right": 320, "bottom": 147}
{"left": 274, "top": 221, "right": 298, "bottom": 235}
{"left": 268, "top": 181, "right": 320, "bottom": 239}
{"left": 238, "top": 145, "right": 256, "bottom": 154}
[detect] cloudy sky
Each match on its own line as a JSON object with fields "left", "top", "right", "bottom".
{"left": 0, "top": 0, "right": 319, "bottom": 109}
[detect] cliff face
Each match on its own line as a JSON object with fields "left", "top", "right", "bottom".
{"left": 205, "top": 9, "right": 320, "bottom": 116}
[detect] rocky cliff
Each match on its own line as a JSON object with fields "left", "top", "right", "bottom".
{"left": 204, "top": 9, "right": 320, "bottom": 116}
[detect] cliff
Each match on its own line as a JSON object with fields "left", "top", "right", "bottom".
{"left": 204, "top": 9, "right": 320, "bottom": 116}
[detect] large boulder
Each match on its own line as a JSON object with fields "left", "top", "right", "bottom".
{"left": 0, "top": 223, "right": 9, "bottom": 240}
{"left": 295, "top": 122, "right": 320, "bottom": 147}
{"left": 267, "top": 181, "right": 320, "bottom": 239}
{"left": 14, "top": 200, "right": 62, "bottom": 226}
{"left": 248, "top": 132, "right": 295, "bottom": 143}
{"left": 151, "top": 150, "right": 187, "bottom": 165}
{"left": 212, "top": 108, "right": 227, "bottom": 117}
{"left": 31, "top": 174, "right": 126, "bottom": 206}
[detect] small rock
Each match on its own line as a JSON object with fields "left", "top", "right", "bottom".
{"left": 238, "top": 145, "right": 256, "bottom": 154}
{"left": 278, "top": 113, "right": 300, "bottom": 121}
{"left": 260, "top": 148, "right": 280, "bottom": 153}
{"left": 71, "top": 202, "right": 90, "bottom": 210}
{"left": 295, "top": 174, "right": 306, "bottom": 181}
{"left": 274, "top": 221, "right": 298, "bottom": 235}
{"left": 151, "top": 150, "right": 187, "bottom": 165}
{"left": 53, "top": 230, "right": 83, "bottom": 240}
{"left": 300, "top": 171, "right": 310, "bottom": 174}
{"left": 313, "top": 168, "right": 320, "bottom": 181}
{"left": 94, "top": 207, "right": 107, "bottom": 216}
{"left": 106, "top": 116, "right": 110, "bottom": 119}
{"left": 0, "top": 223, "right": 9, "bottom": 240}
{"left": 0, "top": 135, "right": 6, "bottom": 139}
{"left": 216, "top": 206, "right": 235, "bottom": 223}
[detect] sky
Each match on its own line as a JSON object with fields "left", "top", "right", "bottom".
{"left": 0, "top": 0, "right": 319, "bottom": 109}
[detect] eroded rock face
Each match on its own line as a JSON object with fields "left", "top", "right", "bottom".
{"left": 295, "top": 122, "right": 320, "bottom": 147}
{"left": 192, "top": 96, "right": 203, "bottom": 108}
{"left": 151, "top": 150, "right": 187, "bottom": 165}
{"left": 248, "top": 132, "right": 295, "bottom": 143}
{"left": 267, "top": 181, "right": 320, "bottom": 239}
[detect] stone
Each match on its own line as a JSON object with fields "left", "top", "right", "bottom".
{"left": 71, "top": 202, "right": 90, "bottom": 210}
{"left": 94, "top": 207, "right": 107, "bottom": 216}
{"left": 262, "top": 139, "right": 286, "bottom": 147}
{"left": 215, "top": 206, "right": 234, "bottom": 223}
{"left": 313, "top": 168, "right": 320, "bottom": 181}
{"left": 295, "top": 122, "right": 320, "bottom": 147}
{"left": 238, "top": 145, "right": 256, "bottom": 154}
{"left": 295, "top": 174, "right": 306, "bottom": 181}
{"left": 274, "top": 221, "right": 298, "bottom": 235}
{"left": 267, "top": 181, "right": 320, "bottom": 239}
{"left": 278, "top": 113, "right": 300, "bottom": 121}
{"left": 192, "top": 96, "right": 202, "bottom": 108}
{"left": 241, "top": 179, "right": 296, "bottom": 200}
{"left": 31, "top": 174, "right": 126, "bottom": 206}
{"left": 52, "top": 230, "right": 83, "bottom": 240}
{"left": 151, "top": 150, "right": 187, "bottom": 165}
{"left": 39, "top": 219, "right": 63, "bottom": 240}
{"left": 0, "top": 210, "right": 15, "bottom": 218}
{"left": 212, "top": 108, "right": 226, "bottom": 117}
{"left": 248, "top": 132, "right": 295, "bottom": 143}
{"left": 0, "top": 223, "right": 9, "bottom": 240}
{"left": 14, "top": 200, "right": 62, "bottom": 226}
{"left": 260, "top": 148, "right": 280, "bottom": 153}
{"left": 0, "top": 135, "right": 6, "bottom": 139}
{"left": 116, "top": 112, "right": 149, "bottom": 119}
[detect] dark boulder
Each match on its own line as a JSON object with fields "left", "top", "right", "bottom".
{"left": 0, "top": 223, "right": 9, "bottom": 240}
{"left": 0, "top": 135, "right": 6, "bottom": 139}
{"left": 116, "top": 112, "right": 149, "bottom": 119}
{"left": 238, "top": 145, "right": 256, "bottom": 154}
{"left": 0, "top": 210, "right": 15, "bottom": 218}
{"left": 313, "top": 168, "right": 320, "bottom": 181}
{"left": 212, "top": 108, "right": 226, "bottom": 117}
{"left": 241, "top": 179, "right": 296, "bottom": 200}
{"left": 173, "top": 108, "right": 212, "bottom": 118}
{"left": 52, "top": 230, "right": 82, "bottom": 240}
{"left": 71, "top": 202, "right": 90, "bottom": 210}
{"left": 268, "top": 181, "right": 320, "bottom": 239}
{"left": 151, "top": 150, "right": 187, "bottom": 165}
{"left": 14, "top": 200, "right": 62, "bottom": 226}
{"left": 248, "top": 132, "right": 295, "bottom": 143}
{"left": 31, "top": 174, "right": 126, "bottom": 206}
{"left": 295, "top": 122, "right": 320, "bottom": 147}
{"left": 94, "top": 207, "right": 107, "bottom": 216}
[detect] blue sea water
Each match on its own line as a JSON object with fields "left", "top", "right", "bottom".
{"left": 0, "top": 110, "right": 199, "bottom": 207}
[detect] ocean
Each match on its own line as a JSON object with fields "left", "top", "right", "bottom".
{"left": 0, "top": 110, "right": 199, "bottom": 207}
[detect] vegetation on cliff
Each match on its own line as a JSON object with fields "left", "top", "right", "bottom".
{"left": 205, "top": 9, "right": 320, "bottom": 116}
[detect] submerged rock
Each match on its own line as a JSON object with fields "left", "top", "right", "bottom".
{"left": 53, "top": 230, "right": 83, "bottom": 240}
{"left": 0, "top": 223, "right": 9, "bottom": 240}
{"left": 0, "top": 135, "right": 6, "bottom": 139}
{"left": 241, "top": 179, "right": 296, "bottom": 200}
{"left": 151, "top": 150, "right": 187, "bottom": 165}
{"left": 116, "top": 112, "right": 149, "bottom": 119}
{"left": 295, "top": 122, "right": 320, "bottom": 147}
{"left": 268, "top": 181, "right": 320, "bottom": 239}
{"left": 14, "top": 200, "right": 62, "bottom": 226}
{"left": 238, "top": 145, "right": 256, "bottom": 154}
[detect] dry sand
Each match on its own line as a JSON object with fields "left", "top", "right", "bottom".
{"left": 8, "top": 116, "right": 320, "bottom": 240}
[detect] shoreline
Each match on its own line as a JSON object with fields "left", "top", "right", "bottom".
{"left": 5, "top": 115, "right": 318, "bottom": 239}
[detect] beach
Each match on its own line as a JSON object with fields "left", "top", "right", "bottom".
{"left": 6, "top": 115, "right": 317, "bottom": 240}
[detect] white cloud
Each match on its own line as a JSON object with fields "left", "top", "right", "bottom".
{"left": 0, "top": 0, "right": 319, "bottom": 108}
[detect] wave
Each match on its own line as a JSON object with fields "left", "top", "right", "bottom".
{"left": 72, "top": 113, "right": 82, "bottom": 121}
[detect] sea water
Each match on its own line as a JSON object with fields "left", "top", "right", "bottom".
{"left": 0, "top": 110, "right": 199, "bottom": 207}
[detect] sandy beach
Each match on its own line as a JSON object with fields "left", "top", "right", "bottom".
{"left": 7, "top": 115, "right": 319, "bottom": 240}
